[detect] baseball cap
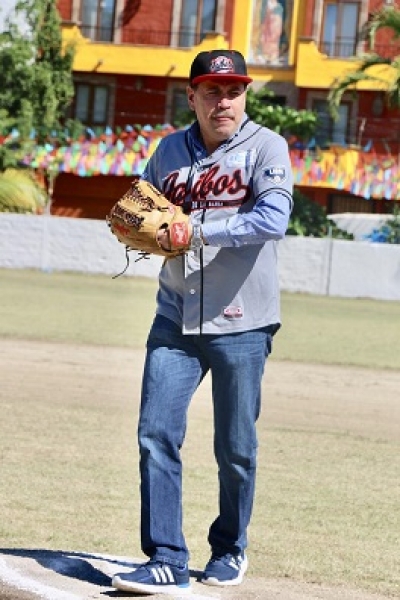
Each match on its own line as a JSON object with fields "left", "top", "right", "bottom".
{"left": 189, "top": 50, "right": 253, "bottom": 86}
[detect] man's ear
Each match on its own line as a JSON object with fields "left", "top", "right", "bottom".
{"left": 187, "top": 86, "right": 195, "bottom": 111}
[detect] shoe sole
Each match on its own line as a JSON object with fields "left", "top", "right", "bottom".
{"left": 202, "top": 555, "right": 248, "bottom": 587}
{"left": 112, "top": 574, "right": 192, "bottom": 595}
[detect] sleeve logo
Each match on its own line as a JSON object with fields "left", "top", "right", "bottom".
{"left": 263, "top": 165, "right": 287, "bottom": 184}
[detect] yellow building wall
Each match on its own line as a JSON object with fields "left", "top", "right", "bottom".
{"left": 63, "top": 0, "right": 298, "bottom": 85}
{"left": 64, "top": 26, "right": 228, "bottom": 80}
{"left": 64, "top": 0, "right": 396, "bottom": 90}
{"left": 296, "top": 39, "right": 396, "bottom": 90}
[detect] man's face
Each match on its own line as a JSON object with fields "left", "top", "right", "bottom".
{"left": 187, "top": 81, "right": 247, "bottom": 154}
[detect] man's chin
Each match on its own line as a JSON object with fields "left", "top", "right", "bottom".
{"left": 213, "top": 124, "right": 235, "bottom": 138}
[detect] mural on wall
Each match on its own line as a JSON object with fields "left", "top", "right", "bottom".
{"left": 249, "top": 0, "right": 294, "bottom": 65}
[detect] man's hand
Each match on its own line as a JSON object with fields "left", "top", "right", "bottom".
{"left": 157, "top": 223, "right": 193, "bottom": 252}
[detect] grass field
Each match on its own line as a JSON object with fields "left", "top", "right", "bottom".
{"left": 2, "top": 268, "right": 400, "bottom": 369}
{"left": 1, "top": 268, "right": 399, "bottom": 598}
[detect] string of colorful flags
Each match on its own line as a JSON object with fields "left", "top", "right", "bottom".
{"left": 16, "top": 125, "right": 400, "bottom": 201}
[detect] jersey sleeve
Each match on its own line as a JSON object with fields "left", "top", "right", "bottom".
{"left": 201, "top": 132, "right": 293, "bottom": 247}
{"left": 252, "top": 134, "right": 293, "bottom": 205}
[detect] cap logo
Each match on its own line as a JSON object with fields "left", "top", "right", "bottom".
{"left": 210, "top": 56, "right": 235, "bottom": 75}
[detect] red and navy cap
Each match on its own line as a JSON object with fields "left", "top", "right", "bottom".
{"left": 189, "top": 50, "right": 253, "bottom": 86}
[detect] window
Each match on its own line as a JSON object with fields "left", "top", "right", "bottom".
{"left": 321, "top": 1, "right": 360, "bottom": 57}
{"left": 313, "top": 99, "right": 350, "bottom": 147}
{"left": 74, "top": 83, "right": 110, "bottom": 127}
{"left": 179, "top": 0, "right": 216, "bottom": 47}
{"left": 80, "top": 0, "right": 116, "bottom": 42}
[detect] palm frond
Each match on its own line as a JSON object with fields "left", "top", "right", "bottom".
{"left": 0, "top": 169, "right": 47, "bottom": 213}
{"left": 328, "top": 10, "right": 400, "bottom": 118}
{"left": 386, "top": 65, "right": 400, "bottom": 107}
{"left": 366, "top": 7, "right": 400, "bottom": 46}
{"left": 328, "top": 69, "right": 390, "bottom": 116}
{"left": 356, "top": 54, "right": 392, "bottom": 71}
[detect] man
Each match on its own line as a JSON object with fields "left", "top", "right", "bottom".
{"left": 112, "top": 49, "right": 293, "bottom": 595}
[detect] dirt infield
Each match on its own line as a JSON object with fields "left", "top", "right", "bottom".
{"left": 0, "top": 339, "right": 399, "bottom": 600}
{"left": 0, "top": 549, "right": 397, "bottom": 600}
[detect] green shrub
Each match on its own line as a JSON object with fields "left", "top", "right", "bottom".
{"left": 288, "top": 189, "right": 354, "bottom": 239}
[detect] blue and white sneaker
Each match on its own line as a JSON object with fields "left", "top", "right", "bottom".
{"left": 112, "top": 560, "right": 191, "bottom": 595}
{"left": 202, "top": 552, "right": 248, "bottom": 586}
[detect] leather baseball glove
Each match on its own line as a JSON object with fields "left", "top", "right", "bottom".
{"left": 107, "top": 179, "right": 191, "bottom": 259}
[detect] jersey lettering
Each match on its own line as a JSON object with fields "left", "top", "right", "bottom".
{"left": 163, "top": 165, "right": 250, "bottom": 209}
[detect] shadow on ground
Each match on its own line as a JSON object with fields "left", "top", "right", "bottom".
{"left": 0, "top": 548, "right": 207, "bottom": 599}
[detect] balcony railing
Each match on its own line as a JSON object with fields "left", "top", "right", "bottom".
{"left": 319, "top": 37, "right": 400, "bottom": 60}
{"left": 319, "top": 37, "right": 358, "bottom": 58}
{"left": 79, "top": 24, "right": 115, "bottom": 42}
{"left": 123, "top": 26, "right": 204, "bottom": 47}
{"left": 79, "top": 24, "right": 205, "bottom": 47}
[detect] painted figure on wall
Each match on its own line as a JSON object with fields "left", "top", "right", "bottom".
{"left": 261, "top": 0, "right": 283, "bottom": 63}
{"left": 249, "top": 0, "right": 293, "bottom": 65}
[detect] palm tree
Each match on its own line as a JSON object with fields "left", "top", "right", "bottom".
{"left": 328, "top": 7, "right": 400, "bottom": 117}
{"left": 0, "top": 168, "right": 47, "bottom": 214}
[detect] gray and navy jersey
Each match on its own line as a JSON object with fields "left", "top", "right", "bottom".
{"left": 142, "top": 115, "right": 293, "bottom": 335}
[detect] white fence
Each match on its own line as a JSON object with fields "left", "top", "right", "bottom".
{"left": 1, "top": 213, "right": 399, "bottom": 301}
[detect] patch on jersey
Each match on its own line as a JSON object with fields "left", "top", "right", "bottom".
{"left": 223, "top": 306, "right": 243, "bottom": 319}
{"left": 226, "top": 149, "right": 256, "bottom": 168}
{"left": 263, "top": 165, "right": 287, "bottom": 184}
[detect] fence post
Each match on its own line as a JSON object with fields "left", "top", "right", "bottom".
{"left": 325, "top": 226, "right": 334, "bottom": 296}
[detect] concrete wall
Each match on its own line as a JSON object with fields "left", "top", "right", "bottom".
{"left": 1, "top": 214, "right": 399, "bottom": 301}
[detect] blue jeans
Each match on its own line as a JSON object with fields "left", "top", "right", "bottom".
{"left": 138, "top": 314, "right": 273, "bottom": 567}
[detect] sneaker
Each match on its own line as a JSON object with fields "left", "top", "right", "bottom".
{"left": 112, "top": 560, "right": 191, "bottom": 595}
{"left": 202, "top": 552, "right": 248, "bottom": 586}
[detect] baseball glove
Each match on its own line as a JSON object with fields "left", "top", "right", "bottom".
{"left": 107, "top": 179, "right": 191, "bottom": 260}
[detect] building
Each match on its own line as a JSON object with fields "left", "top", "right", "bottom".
{"left": 50, "top": 0, "right": 399, "bottom": 218}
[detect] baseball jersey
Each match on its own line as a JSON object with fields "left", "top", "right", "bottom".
{"left": 142, "top": 115, "right": 293, "bottom": 335}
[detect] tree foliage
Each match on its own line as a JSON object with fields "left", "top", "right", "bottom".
{"left": 245, "top": 88, "right": 317, "bottom": 141}
{"left": 0, "top": 0, "right": 79, "bottom": 171}
{"left": 328, "top": 7, "right": 400, "bottom": 117}
{"left": 174, "top": 87, "right": 317, "bottom": 142}
{"left": 287, "top": 189, "right": 354, "bottom": 239}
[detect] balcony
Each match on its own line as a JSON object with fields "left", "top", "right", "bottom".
{"left": 61, "top": 24, "right": 228, "bottom": 80}
{"left": 79, "top": 23, "right": 207, "bottom": 47}
{"left": 319, "top": 37, "right": 400, "bottom": 60}
{"left": 319, "top": 37, "right": 358, "bottom": 58}
{"left": 79, "top": 24, "right": 115, "bottom": 42}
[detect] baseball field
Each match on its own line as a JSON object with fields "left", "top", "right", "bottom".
{"left": 1, "top": 268, "right": 399, "bottom": 599}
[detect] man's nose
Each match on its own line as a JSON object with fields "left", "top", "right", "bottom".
{"left": 217, "top": 96, "right": 231, "bottom": 108}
